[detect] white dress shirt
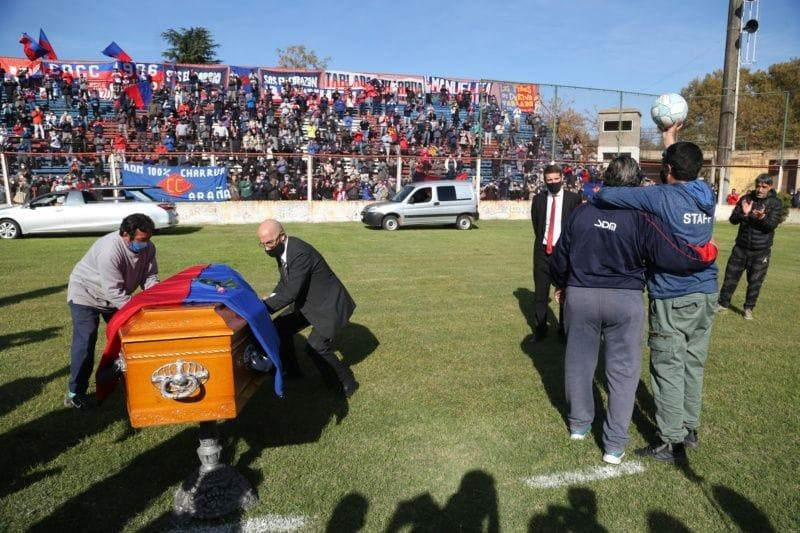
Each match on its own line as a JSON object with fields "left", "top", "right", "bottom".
{"left": 541, "top": 189, "right": 565, "bottom": 246}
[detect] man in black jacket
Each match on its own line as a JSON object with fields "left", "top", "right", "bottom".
{"left": 717, "top": 174, "right": 784, "bottom": 320}
{"left": 259, "top": 219, "right": 359, "bottom": 397}
{"left": 530, "top": 164, "right": 582, "bottom": 341}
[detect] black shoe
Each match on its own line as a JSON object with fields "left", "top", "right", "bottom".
{"left": 342, "top": 380, "right": 359, "bottom": 399}
{"left": 683, "top": 429, "right": 699, "bottom": 449}
{"left": 532, "top": 325, "right": 548, "bottom": 343}
{"left": 635, "top": 441, "right": 686, "bottom": 463}
{"left": 64, "top": 392, "right": 94, "bottom": 410}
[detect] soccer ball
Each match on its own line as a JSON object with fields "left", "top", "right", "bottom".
{"left": 651, "top": 93, "right": 688, "bottom": 131}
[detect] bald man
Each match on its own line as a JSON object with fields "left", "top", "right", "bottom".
{"left": 259, "top": 220, "right": 359, "bottom": 398}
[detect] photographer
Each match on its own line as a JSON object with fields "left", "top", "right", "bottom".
{"left": 716, "top": 174, "right": 784, "bottom": 320}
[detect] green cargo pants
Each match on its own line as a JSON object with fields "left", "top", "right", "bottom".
{"left": 647, "top": 292, "right": 717, "bottom": 444}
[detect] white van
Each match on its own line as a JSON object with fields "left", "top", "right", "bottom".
{"left": 361, "top": 180, "right": 479, "bottom": 231}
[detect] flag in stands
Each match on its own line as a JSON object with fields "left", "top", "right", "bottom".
{"left": 124, "top": 80, "right": 153, "bottom": 108}
{"left": 19, "top": 33, "right": 48, "bottom": 61}
{"left": 101, "top": 41, "right": 132, "bottom": 62}
{"left": 230, "top": 66, "right": 253, "bottom": 92}
{"left": 38, "top": 29, "right": 57, "bottom": 60}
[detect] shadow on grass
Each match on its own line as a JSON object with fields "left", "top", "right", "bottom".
{"left": 712, "top": 485, "right": 775, "bottom": 532}
{"left": 326, "top": 492, "right": 369, "bottom": 532}
{"left": 28, "top": 427, "right": 198, "bottom": 533}
{"left": 0, "top": 365, "right": 68, "bottom": 417}
{"left": 647, "top": 510, "right": 691, "bottom": 532}
{"left": 514, "top": 287, "right": 568, "bottom": 426}
{"left": 337, "top": 322, "right": 379, "bottom": 366}
{"left": 0, "top": 283, "right": 67, "bottom": 307}
{"left": 0, "top": 395, "right": 126, "bottom": 499}
{"left": 527, "top": 487, "right": 607, "bottom": 532}
{"left": 386, "top": 470, "right": 499, "bottom": 532}
{"left": 0, "top": 326, "right": 62, "bottom": 351}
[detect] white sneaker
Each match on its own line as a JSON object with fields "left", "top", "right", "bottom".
{"left": 602, "top": 451, "right": 625, "bottom": 465}
{"left": 570, "top": 427, "right": 590, "bottom": 440}
{"left": 744, "top": 308, "right": 754, "bottom": 320}
{"left": 714, "top": 303, "right": 728, "bottom": 313}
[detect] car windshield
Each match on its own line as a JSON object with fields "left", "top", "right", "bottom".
{"left": 392, "top": 185, "right": 415, "bottom": 202}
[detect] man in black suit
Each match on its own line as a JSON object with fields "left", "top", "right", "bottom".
{"left": 530, "top": 165, "right": 582, "bottom": 342}
{"left": 259, "top": 219, "right": 359, "bottom": 397}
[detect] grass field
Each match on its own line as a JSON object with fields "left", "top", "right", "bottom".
{"left": 0, "top": 220, "right": 798, "bottom": 532}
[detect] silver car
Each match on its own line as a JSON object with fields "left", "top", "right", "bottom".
{"left": 361, "top": 180, "right": 479, "bottom": 230}
{"left": 0, "top": 187, "right": 179, "bottom": 239}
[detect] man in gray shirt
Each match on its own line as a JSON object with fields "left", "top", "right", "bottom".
{"left": 65, "top": 214, "right": 159, "bottom": 409}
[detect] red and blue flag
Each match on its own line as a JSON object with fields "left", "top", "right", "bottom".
{"left": 96, "top": 264, "right": 283, "bottom": 401}
{"left": 19, "top": 33, "right": 48, "bottom": 61}
{"left": 38, "top": 29, "right": 57, "bottom": 60}
{"left": 101, "top": 41, "right": 133, "bottom": 63}
{"left": 124, "top": 80, "right": 153, "bottom": 109}
{"left": 230, "top": 66, "right": 254, "bottom": 92}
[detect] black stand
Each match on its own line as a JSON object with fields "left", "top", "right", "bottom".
{"left": 173, "top": 421, "right": 257, "bottom": 519}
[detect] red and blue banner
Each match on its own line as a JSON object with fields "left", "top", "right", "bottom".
{"left": 96, "top": 264, "right": 283, "bottom": 401}
{"left": 425, "top": 76, "right": 493, "bottom": 104}
{"left": 42, "top": 59, "right": 116, "bottom": 97}
{"left": 123, "top": 80, "right": 153, "bottom": 108}
{"left": 230, "top": 65, "right": 257, "bottom": 92}
{"left": 0, "top": 56, "right": 42, "bottom": 78}
{"left": 121, "top": 163, "right": 230, "bottom": 202}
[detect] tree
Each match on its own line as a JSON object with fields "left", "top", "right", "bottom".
{"left": 161, "top": 27, "right": 220, "bottom": 64}
{"left": 679, "top": 58, "right": 799, "bottom": 152}
{"left": 275, "top": 45, "right": 330, "bottom": 70}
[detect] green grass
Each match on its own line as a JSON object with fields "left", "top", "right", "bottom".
{"left": 1, "top": 221, "right": 798, "bottom": 532}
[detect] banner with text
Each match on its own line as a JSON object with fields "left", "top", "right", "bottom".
{"left": 42, "top": 60, "right": 116, "bottom": 98}
{"left": 165, "top": 64, "right": 230, "bottom": 89}
{"left": 121, "top": 163, "right": 230, "bottom": 202}
{"left": 258, "top": 67, "right": 321, "bottom": 95}
{"left": 0, "top": 56, "right": 42, "bottom": 78}
{"left": 320, "top": 70, "right": 425, "bottom": 101}
{"left": 425, "top": 76, "right": 493, "bottom": 104}
{"left": 495, "top": 82, "right": 540, "bottom": 113}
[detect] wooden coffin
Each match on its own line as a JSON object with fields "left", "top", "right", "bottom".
{"left": 118, "top": 303, "right": 266, "bottom": 428}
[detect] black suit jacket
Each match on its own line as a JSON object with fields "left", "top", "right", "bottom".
{"left": 530, "top": 190, "right": 582, "bottom": 248}
{"left": 264, "top": 237, "right": 356, "bottom": 339}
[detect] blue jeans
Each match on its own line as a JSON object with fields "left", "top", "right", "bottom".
{"left": 68, "top": 302, "right": 115, "bottom": 395}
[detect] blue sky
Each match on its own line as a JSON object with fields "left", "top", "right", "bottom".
{"left": 1, "top": 0, "right": 797, "bottom": 96}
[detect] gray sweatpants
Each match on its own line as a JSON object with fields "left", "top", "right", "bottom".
{"left": 564, "top": 286, "right": 644, "bottom": 454}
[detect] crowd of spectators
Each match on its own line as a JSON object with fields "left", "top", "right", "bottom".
{"left": 1, "top": 63, "right": 586, "bottom": 203}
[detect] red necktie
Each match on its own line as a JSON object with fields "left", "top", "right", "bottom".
{"left": 545, "top": 195, "right": 557, "bottom": 255}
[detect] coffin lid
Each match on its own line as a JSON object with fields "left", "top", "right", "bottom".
{"left": 118, "top": 303, "right": 247, "bottom": 343}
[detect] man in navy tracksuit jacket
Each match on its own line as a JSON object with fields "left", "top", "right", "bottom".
{"left": 550, "top": 155, "right": 717, "bottom": 465}
{"left": 591, "top": 129, "right": 718, "bottom": 462}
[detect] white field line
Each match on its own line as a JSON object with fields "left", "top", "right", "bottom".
{"left": 169, "top": 514, "right": 308, "bottom": 533}
{"left": 523, "top": 461, "right": 646, "bottom": 489}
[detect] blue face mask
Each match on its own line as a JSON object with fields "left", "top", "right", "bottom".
{"left": 129, "top": 241, "right": 148, "bottom": 253}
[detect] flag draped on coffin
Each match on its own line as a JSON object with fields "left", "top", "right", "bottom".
{"left": 95, "top": 264, "right": 283, "bottom": 401}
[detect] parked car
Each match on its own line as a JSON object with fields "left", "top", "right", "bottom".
{"left": 361, "top": 180, "right": 479, "bottom": 230}
{"left": 0, "top": 187, "right": 178, "bottom": 239}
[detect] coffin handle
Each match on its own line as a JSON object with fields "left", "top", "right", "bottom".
{"left": 151, "top": 360, "right": 210, "bottom": 400}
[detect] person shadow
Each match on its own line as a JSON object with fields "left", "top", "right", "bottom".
{"left": 527, "top": 487, "right": 607, "bottom": 532}
{"left": 336, "top": 322, "right": 380, "bottom": 367}
{"left": 326, "top": 492, "right": 369, "bottom": 532}
{"left": 0, "top": 326, "right": 62, "bottom": 351}
{"left": 0, "top": 365, "right": 69, "bottom": 418}
{"left": 712, "top": 485, "right": 775, "bottom": 532}
{"left": 514, "top": 287, "right": 568, "bottom": 425}
{"left": 0, "top": 283, "right": 67, "bottom": 307}
{"left": 385, "top": 470, "right": 499, "bottom": 532}
{"left": 647, "top": 511, "right": 692, "bottom": 532}
{"left": 0, "top": 392, "right": 127, "bottom": 500}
